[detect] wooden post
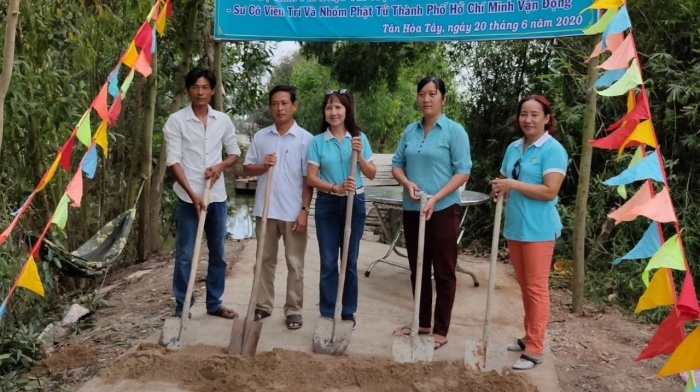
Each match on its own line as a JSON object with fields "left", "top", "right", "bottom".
{"left": 138, "top": 56, "right": 158, "bottom": 260}
{"left": 0, "top": 0, "right": 21, "bottom": 153}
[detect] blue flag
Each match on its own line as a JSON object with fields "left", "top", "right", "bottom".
{"left": 602, "top": 5, "right": 631, "bottom": 44}
{"left": 603, "top": 151, "right": 664, "bottom": 186}
{"left": 82, "top": 145, "right": 98, "bottom": 179}
{"left": 108, "top": 65, "right": 121, "bottom": 99}
{"left": 595, "top": 68, "right": 627, "bottom": 88}
{"left": 614, "top": 221, "right": 662, "bottom": 265}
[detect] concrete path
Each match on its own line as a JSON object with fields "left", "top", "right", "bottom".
{"left": 80, "top": 231, "right": 560, "bottom": 392}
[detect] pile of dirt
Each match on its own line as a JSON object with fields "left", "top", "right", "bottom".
{"left": 103, "top": 343, "right": 538, "bottom": 392}
{"left": 36, "top": 345, "right": 99, "bottom": 372}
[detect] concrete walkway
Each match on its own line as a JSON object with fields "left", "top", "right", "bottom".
{"left": 80, "top": 230, "right": 560, "bottom": 392}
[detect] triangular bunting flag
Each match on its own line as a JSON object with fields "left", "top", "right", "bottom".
{"left": 635, "top": 268, "right": 675, "bottom": 312}
{"left": 51, "top": 194, "right": 70, "bottom": 229}
{"left": 0, "top": 194, "right": 35, "bottom": 246}
{"left": 614, "top": 221, "right": 662, "bottom": 264}
{"left": 599, "top": 33, "right": 637, "bottom": 70}
{"left": 598, "top": 59, "right": 643, "bottom": 96}
{"left": 92, "top": 83, "right": 110, "bottom": 122}
{"left": 156, "top": 5, "right": 167, "bottom": 35}
{"left": 583, "top": 7, "right": 619, "bottom": 35}
{"left": 658, "top": 325, "right": 700, "bottom": 378}
{"left": 82, "top": 144, "right": 98, "bottom": 179}
{"left": 617, "top": 147, "right": 645, "bottom": 198}
{"left": 151, "top": 26, "right": 157, "bottom": 54}
{"left": 586, "top": 32, "right": 625, "bottom": 61}
{"left": 134, "top": 49, "right": 153, "bottom": 78}
{"left": 76, "top": 110, "right": 92, "bottom": 147}
{"left": 604, "top": 151, "right": 664, "bottom": 185}
{"left": 166, "top": 0, "right": 173, "bottom": 17}
{"left": 108, "top": 93, "right": 123, "bottom": 126}
{"left": 602, "top": 5, "right": 632, "bottom": 42}
{"left": 108, "top": 64, "right": 121, "bottom": 99}
{"left": 94, "top": 121, "right": 109, "bottom": 159}
{"left": 630, "top": 186, "right": 677, "bottom": 225}
{"left": 58, "top": 134, "right": 76, "bottom": 172}
{"left": 677, "top": 271, "right": 700, "bottom": 319}
{"left": 37, "top": 155, "right": 62, "bottom": 191}
{"left": 642, "top": 233, "right": 685, "bottom": 285}
{"left": 590, "top": 119, "right": 641, "bottom": 149}
{"left": 636, "top": 308, "right": 686, "bottom": 361}
{"left": 148, "top": 1, "right": 160, "bottom": 21}
{"left": 122, "top": 41, "right": 139, "bottom": 68}
{"left": 618, "top": 120, "right": 657, "bottom": 158}
{"left": 134, "top": 22, "right": 152, "bottom": 49}
{"left": 608, "top": 90, "right": 651, "bottom": 130}
{"left": 17, "top": 256, "right": 45, "bottom": 297}
{"left": 595, "top": 68, "right": 627, "bottom": 88}
{"left": 66, "top": 170, "right": 83, "bottom": 207}
{"left": 608, "top": 182, "right": 653, "bottom": 224}
{"left": 10, "top": 197, "right": 30, "bottom": 217}
{"left": 121, "top": 69, "right": 136, "bottom": 96}
{"left": 582, "top": 0, "right": 624, "bottom": 12}
{"left": 0, "top": 299, "right": 7, "bottom": 322}
{"left": 686, "top": 371, "right": 697, "bottom": 392}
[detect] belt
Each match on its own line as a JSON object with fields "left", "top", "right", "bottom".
{"left": 319, "top": 187, "right": 364, "bottom": 196}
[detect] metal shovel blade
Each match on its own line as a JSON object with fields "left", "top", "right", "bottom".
{"left": 228, "top": 318, "right": 263, "bottom": 356}
{"left": 158, "top": 317, "right": 200, "bottom": 349}
{"left": 392, "top": 334, "right": 434, "bottom": 363}
{"left": 464, "top": 338, "right": 507, "bottom": 371}
{"left": 312, "top": 317, "right": 353, "bottom": 355}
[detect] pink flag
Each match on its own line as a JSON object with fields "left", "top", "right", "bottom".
{"left": 630, "top": 186, "right": 677, "bottom": 223}
{"left": 66, "top": 169, "right": 83, "bottom": 207}
{"left": 108, "top": 93, "right": 123, "bottom": 126}
{"left": 134, "top": 50, "right": 152, "bottom": 77}
{"left": 608, "top": 182, "right": 653, "bottom": 224}
{"left": 599, "top": 33, "right": 637, "bottom": 70}
{"left": 92, "top": 83, "right": 110, "bottom": 122}
{"left": 586, "top": 32, "right": 625, "bottom": 62}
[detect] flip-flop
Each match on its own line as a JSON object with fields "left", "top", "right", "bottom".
{"left": 207, "top": 306, "right": 239, "bottom": 319}
{"left": 254, "top": 308, "right": 271, "bottom": 321}
{"left": 393, "top": 325, "right": 431, "bottom": 335}
{"left": 434, "top": 340, "right": 448, "bottom": 350}
{"left": 285, "top": 314, "right": 303, "bottom": 330}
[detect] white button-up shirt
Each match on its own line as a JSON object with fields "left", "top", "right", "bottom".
{"left": 243, "top": 122, "right": 313, "bottom": 222}
{"left": 164, "top": 104, "right": 241, "bottom": 203}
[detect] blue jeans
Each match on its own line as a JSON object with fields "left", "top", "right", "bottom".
{"left": 174, "top": 199, "right": 228, "bottom": 314}
{"left": 314, "top": 192, "right": 366, "bottom": 318}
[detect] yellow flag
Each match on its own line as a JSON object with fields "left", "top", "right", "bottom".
{"left": 37, "top": 155, "right": 62, "bottom": 191}
{"left": 642, "top": 234, "right": 686, "bottom": 286}
{"left": 156, "top": 8, "right": 167, "bottom": 35}
{"left": 598, "top": 59, "right": 643, "bottom": 97}
{"left": 635, "top": 268, "right": 675, "bottom": 312}
{"left": 582, "top": 0, "right": 624, "bottom": 12}
{"left": 76, "top": 110, "right": 92, "bottom": 147}
{"left": 122, "top": 41, "right": 139, "bottom": 68}
{"left": 583, "top": 8, "right": 619, "bottom": 35}
{"left": 17, "top": 256, "right": 45, "bottom": 297}
{"left": 658, "top": 325, "right": 700, "bottom": 377}
{"left": 617, "top": 121, "right": 658, "bottom": 158}
{"left": 51, "top": 194, "right": 70, "bottom": 229}
{"left": 94, "top": 120, "right": 109, "bottom": 159}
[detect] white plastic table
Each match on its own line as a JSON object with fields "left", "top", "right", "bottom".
{"left": 364, "top": 186, "right": 490, "bottom": 287}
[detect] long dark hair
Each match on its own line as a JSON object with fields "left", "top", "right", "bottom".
{"left": 319, "top": 91, "right": 361, "bottom": 137}
{"left": 513, "top": 95, "right": 558, "bottom": 136}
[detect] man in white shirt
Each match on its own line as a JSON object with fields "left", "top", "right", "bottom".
{"left": 163, "top": 68, "right": 241, "bottom": 319}
{"left": 243, "top": 85, "right": 313, "bottom": 330}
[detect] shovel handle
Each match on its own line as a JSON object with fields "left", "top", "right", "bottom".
{"left": 246, "top": 166, "right": 274, "bottom": 322}
{"left": 482, "top": 196, "right": 504, "bottom": 349}
{"left": 181, "top": 178, "right": 212, "bottom": 328}
{"left": 410, "top": 191, "right": 428, "bottom": 337}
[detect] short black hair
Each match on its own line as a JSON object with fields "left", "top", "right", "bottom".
{"left": 417, "top": 75, "right": 447, "bottom": 96}
{"left": 185, "top": 68, "right": 216, "bottom": 89}
{"left": 269, "top": 85, "right": 297, "bottom": 105}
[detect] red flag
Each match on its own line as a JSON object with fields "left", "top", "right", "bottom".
{"left": 134, "top": 22, "right": 152, "bottom": 49}
{"left": 636, "top": 308, "right": 687, "bottom": 361}
{"left": 166, "top": 0, "right": 173, "bottom": 17}
{"left": 590, "top": 119, "right": 641, "bottom": 149}
{"left": 92, "top": 83, "right": 110, "bottom": 122}
{"left": 108, "top": 93, "right": 123, "bottom": 126}
{"left": 58, "top": 134, "right": 76, "bottom": 171}
{"left": 677, "top": 271, "right": 700, "bottom": 319}
{"left": 608, "top": 90, "right": 652, "bottom": 130}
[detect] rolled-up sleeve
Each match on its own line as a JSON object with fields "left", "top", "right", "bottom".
{"left": 163, "top": 116, "right": 182, "bottom": 167}
{"left": 450, "top": 125, "right": 472, "bottom": 175}
{"left": 223, "top": 119, "right": 241, "bottom": 157}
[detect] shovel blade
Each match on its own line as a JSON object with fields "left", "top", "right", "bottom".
{"left": 464, "top": 339, "right": 507, "bottom": 372}
{"left": 158, "top": 317, "right": 200, "bottom": 349}
{"left": 228, "top": 318, "right": 262, "bottom": 356}
{"left": 312, "top": 317, "right": 353, "bottom": 355}
{"left": 464, "top": 339, "right": 485, "bottom": 370}
{"left": 392, "top": 334, "right": 434, "bottom": 363}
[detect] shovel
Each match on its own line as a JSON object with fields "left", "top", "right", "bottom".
{"left": 392, "top": 191, "right": 434, "bottom": 363}
{"left": 158, "top": 178, "right": 212, "bottom": 349}
{"left": 312, "top": 150, "right": 359, "bottom": 355}
{"left": 465, "top": 196, "right": 506, "bottom": 371}
{"left": 229, "top": 166, "right": 274, "bottom": 356}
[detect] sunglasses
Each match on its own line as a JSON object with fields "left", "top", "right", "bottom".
{"left": 325, "top": 89, "right": 348, "bottom": 96}
{"left": 512, "top": 159, "right": 521, "bottom": 180}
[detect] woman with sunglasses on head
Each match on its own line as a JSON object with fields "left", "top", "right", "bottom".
{"left": 307, "top": 89, "right": 376, "bottom": 328}
{"left": 489, "top": 95, "right": 568, "bottom": 370}
{"left": 391, "top": 76, "right": 472, "bottom": 350}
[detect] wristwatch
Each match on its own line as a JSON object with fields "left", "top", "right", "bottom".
{"left": 301, "top": 206, "right": 310, "bottom": 212}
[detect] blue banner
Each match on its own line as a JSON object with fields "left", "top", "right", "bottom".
{"left": 214, "top": 0, "right": 598, "bottom": 42}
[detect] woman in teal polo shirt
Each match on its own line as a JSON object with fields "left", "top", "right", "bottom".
{"left": 490, "top": 95, "right": 568, "bottom": 370}
{"left": 307, "top": 89, "right": 376, "bottom": 327}
{"left": 391, "top": 76, "right": 472, "bottom": 350}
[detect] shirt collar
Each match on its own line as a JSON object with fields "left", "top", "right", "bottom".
{"left": 186, "top": 104, "right": 216, "bottom": 121}
{"left": 269, "top": 121, "right": 300, "bottom": 136}
{"left": 418, "top": 113, "right": 447, "bottom": 130}
{"left": 323, "top": 128, "right": 351, "bottom": 141}
{"left": 514, "top": 132, "right": 552, "bottom": 148}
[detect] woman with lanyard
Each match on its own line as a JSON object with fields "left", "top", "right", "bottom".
{"left": 391, "top": 76, "right": 472, "bottom": 350}
{"left": 489, "top": 95, "right": 568, "bottom": 370}
{"left": 307, "top": 89, "right": 376, "bottom": 328}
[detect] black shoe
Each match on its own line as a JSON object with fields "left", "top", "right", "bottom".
{"left": 342, "top": 314, "right": 356, "bottom": 330}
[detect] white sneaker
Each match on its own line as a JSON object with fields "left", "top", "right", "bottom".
{"left": 506, "top": 338, "right": 525, "bottom": 351}
{"left": 512, "top": 354, "right": 543, "bottom": 370}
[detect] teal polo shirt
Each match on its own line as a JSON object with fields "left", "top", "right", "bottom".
{"left": 392, "top": 114, "right": 472, "bottom": 212}
{"left": 307, "top": 130, "right": 374, "bottom": 187}
{"left": 499, "top": 132, "right": 568, "bottom": 241}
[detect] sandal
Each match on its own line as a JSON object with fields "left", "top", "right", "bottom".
{"left": 434, "top": 340, "right": 448, "bottom": 350}
{"left": 207, "top": 306, "right": 239, "bottom": 319}
{"left": 507, "top": 338, "right": 526, "bottom": 352}
{"left": 285, "top": 314, "right": 303, "bottom": 330}
{"left": 254, "top": 308, "right": 271, "bottom": 321}
{"left": 512, "top": 354, "right": 543, "bottom": 370}
{"left": 393, "top": 325, "right": 431, "bottom": 336}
